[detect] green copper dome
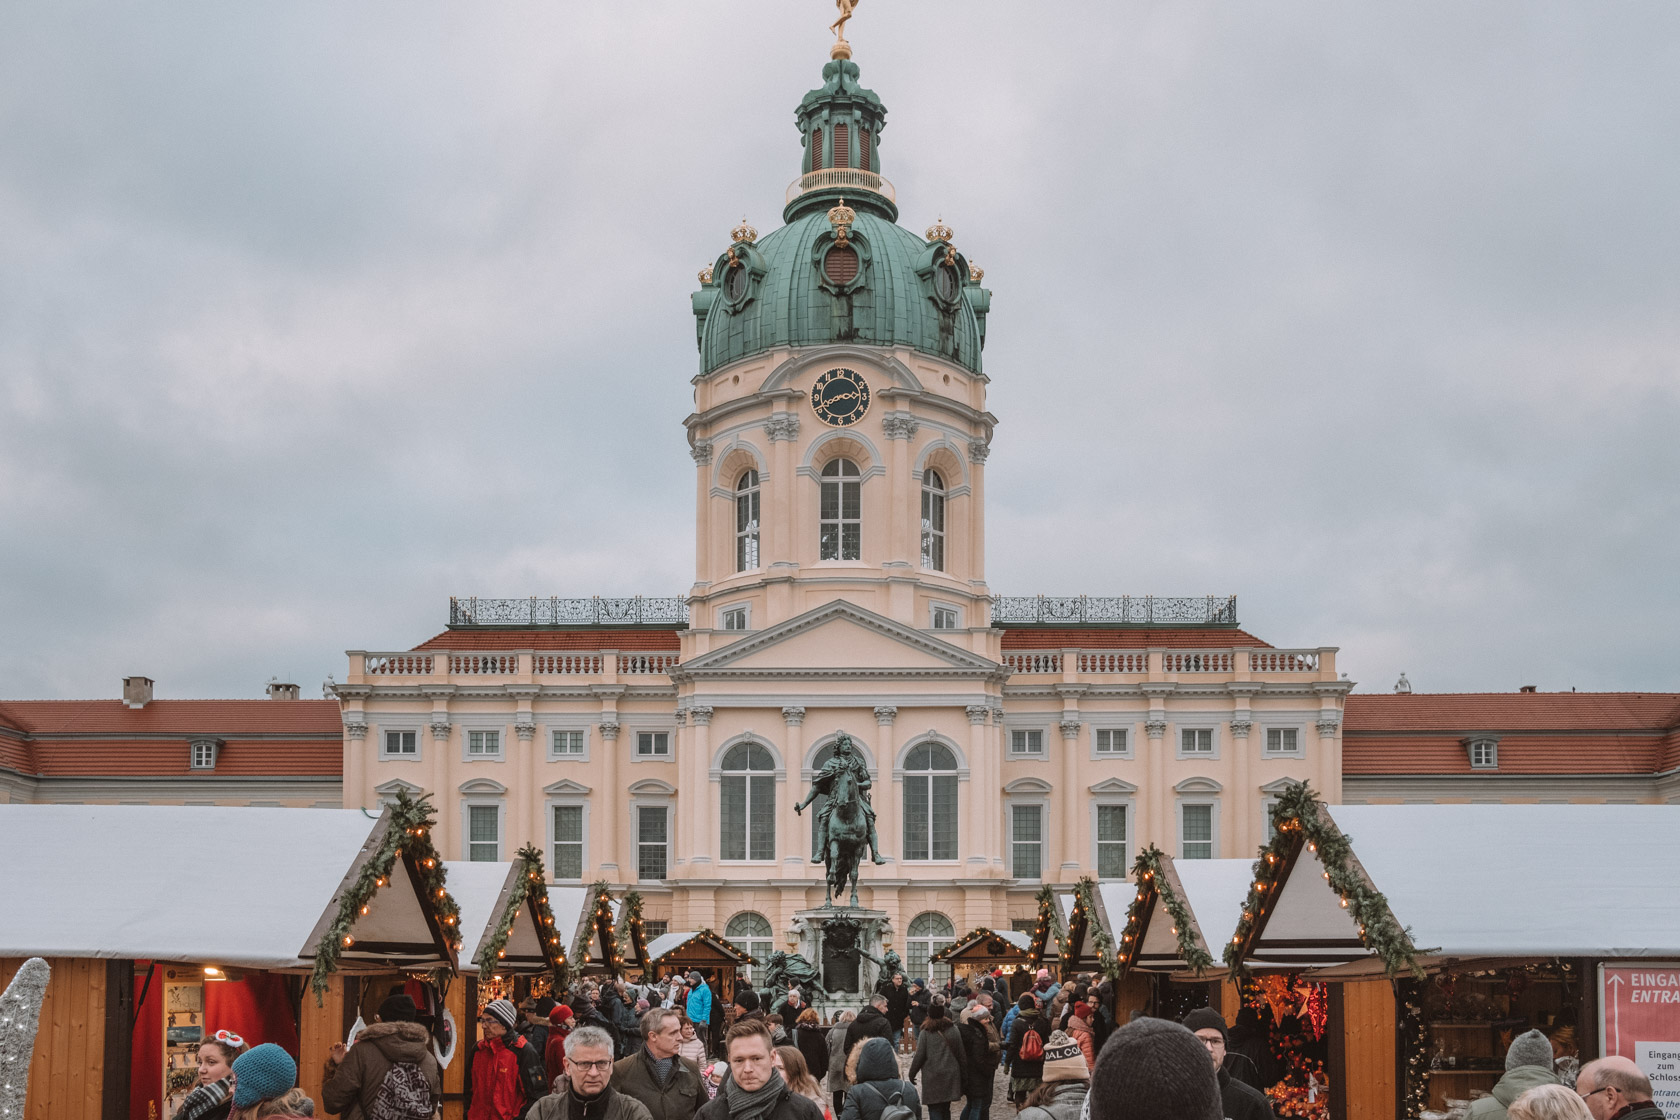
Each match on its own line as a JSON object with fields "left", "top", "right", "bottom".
{"left": 691, "top": 58, "right": 992, "bottom": 377}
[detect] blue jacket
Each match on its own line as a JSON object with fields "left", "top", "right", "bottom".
{"left": 687, "top": 982, "right": 712, "bottom": 1025}
{"left": 1000, "top": 1005, "right": 1020, "bottom": 1042}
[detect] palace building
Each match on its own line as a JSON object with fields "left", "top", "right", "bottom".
{"left": 334, "top": 46, "right": 1350, "bottom": 977}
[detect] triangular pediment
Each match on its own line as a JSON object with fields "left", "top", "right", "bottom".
{"left": 677, "top": 600, "right": 1001, "bottom": 678}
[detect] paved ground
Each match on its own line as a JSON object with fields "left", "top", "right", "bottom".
{"left": 889, "top": 1045, "right": 1018, "bottom": 1120}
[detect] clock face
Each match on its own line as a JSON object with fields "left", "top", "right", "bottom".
{"left": 811, "top": 367, "right": 871, "bottom": 427}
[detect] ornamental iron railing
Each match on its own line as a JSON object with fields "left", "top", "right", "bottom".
{"left": 989, "top": 595, "right": 1238, "bottom": 627}
{"left": 449, "top": 596, "right": 690, "bottom": 628}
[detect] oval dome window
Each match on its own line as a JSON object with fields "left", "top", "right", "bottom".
{"left": 934, "top": 264, "right": 959, "bottom": 302}
{"left": 727, "top": 265, "right": 750, "bottom": 301}
{"left": 823, "top": 245, "right": 860, "bottom": 285}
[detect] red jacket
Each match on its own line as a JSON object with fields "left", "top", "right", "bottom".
{"left": 544, "top": 1026, "right": 571, "bottom": 1091}
{"left": 470, "top": 1034, "right": 528, "bottom": 1120}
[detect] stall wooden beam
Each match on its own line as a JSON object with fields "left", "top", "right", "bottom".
{"left": 440, "top": 978, "right": 468, "bottom": 1120}
{"left": 0, "top": 957, "right": 108, "bottom": 1120}
{"left": 1331, "top": 978, "right": 1396, "bottom": 1120}
{"left": 298, "top": 974, "right": 346, "bottom": 1110}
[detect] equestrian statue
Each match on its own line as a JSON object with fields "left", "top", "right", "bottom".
{"left": 793, "top": 732, "right": 885, "bottom": 907}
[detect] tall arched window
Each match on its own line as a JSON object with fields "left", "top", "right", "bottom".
{"left": 906, "top": 912, "right": 955, "bottom": 987}
{"left": 725, "top": 911, "right": 774, "bottom": 980}
{"left": 920, "top": 468, "right": 946, "bottom": 571}
{"left": 902, "top": 741, "right": 958, "bottom": 861}
{"left": 820, "top": 459, "right": 861, "bottom": 561}
{"left": 736, "top": 470, "right": 760, "bottom": 571}
{"left": 720, "top": 742, "right": 776, "bottom": 861}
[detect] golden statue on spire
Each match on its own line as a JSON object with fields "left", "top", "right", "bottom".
{"left": 830, "top": 0, "right": 859, "bottom": 60}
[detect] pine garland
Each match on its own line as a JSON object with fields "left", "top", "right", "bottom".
{"left": 311, "top": 791, "right": 462, "bottom": 1001}
{"left": 1027, "top": 884, "right": 1063, "bottom": 966}
{"left": 574, "top": 881, "right": 624, "bottom": 978}
{"left": 1222, "top": 781, "right": 1422, "bottom": 980}
{"left": 1121, "top": 845, "right": 1216, "bottom": 976}
{"left": 1062, "top": 876, "right": 1119, "bottom": 980}
{"left": 472, "top": 844, "right": 569, "bottom": 987}
{"left": 616, "top": 889, "right": 650, "bottom": 974}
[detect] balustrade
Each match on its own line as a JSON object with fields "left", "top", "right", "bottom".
{"left": 363, "top": 653, "right": 433, "bottom": 675}
{"left": 1002, "top": 651, "right": 1062, "bottom": 674}
{"left": 447, "top": 653, "right": 517, "bottom": 675}
{"left": 621, "top": 652, "right": 680, "bottom": 675}
{"left": 1161, "top": 651, "right": 1233, "bottom": 673}
{"left": 1077, "top": 651, "right": 1147, "bottom": 674}
{"left": 1249, "top": 649, "right": 1320, "bottom": 672}
{"left": 532, "top": 653, "right": 603, "bottom": 675}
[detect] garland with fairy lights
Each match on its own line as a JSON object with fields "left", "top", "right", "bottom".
{"left": 1061, "top": 877, "right": 1119, "bottom": 980}
{"left": 311, "top": 791, "right": 462, "bottom": 1000}
{"left": 617, "top": 889, "right": 650, "bottom": 974}
{"left": 572, "top": 881, "right": 625, "bottom": 978}
{"left": 1026, "top": 884, "right": 1063, "bottom": 966}
{"left": 1222, "top": 781, "right": 1421, "bottom": 980}
{"left": 1121, "top": 845, "right": 1215, "bottom": 976}
{"left": 932, "top": 927, "right": 1033, "bottom": 967}
{"left": 472, "top": 844, "right": 568, "bottom": 987}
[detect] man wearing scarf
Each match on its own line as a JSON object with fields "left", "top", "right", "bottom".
{"left": 530, "top": 1026, "right": 653, "bottom": 1120}
{"left": 695, "top": 1020, "right": 823, "bottom": 1120}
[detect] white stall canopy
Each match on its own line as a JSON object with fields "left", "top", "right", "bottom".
{"left": 1122, "top": 858, "right": 1253, "bottom": 976}
{"left": 447, "top": 861, "right": 559, "bottom": 975}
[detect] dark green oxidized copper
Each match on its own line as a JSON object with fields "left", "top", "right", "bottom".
{"left": 692, "top": 57, "right": 992, "bottom": 376}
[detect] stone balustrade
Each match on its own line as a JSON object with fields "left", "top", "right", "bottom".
{"left": 1002, "top": 647, "right": 1334, "bottom": 678}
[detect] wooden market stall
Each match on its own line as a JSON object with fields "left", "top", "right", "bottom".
{"left": 932, "top": 929, "right": 1036, "bottom": 995}
{"left": 571, "top": 882, "right": 650, "bottom": 979}
{"left": 1053, "top": 877, "right": 1147, "bottom": 1019}
{"left": 0, "top": 798, "right": 461, "bottom": 1120}
{"left": 643, "top": 930, "right": 755, "bottom": 1004}
{"left": 1228, "top": 789, "right": 1680, "bottom": 1120}
{"left": 1116, "top": 852, "right": 1254, "bottom": 1020}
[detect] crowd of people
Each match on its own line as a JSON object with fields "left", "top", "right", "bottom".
{"left": 168, "top": 968, "right": 1670, "bottom": 1120}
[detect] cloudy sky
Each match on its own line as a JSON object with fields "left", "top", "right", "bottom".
{"left": 3, "top": 2, "right": 1677, "bottom": 701}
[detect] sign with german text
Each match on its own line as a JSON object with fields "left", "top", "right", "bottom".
{"left": 1600, "top": 964, "right": 1680, "bottom": 1110}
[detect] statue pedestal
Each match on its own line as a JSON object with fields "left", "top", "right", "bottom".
{"left": 791, "top": 906, "right": 891, "bottom": 1015}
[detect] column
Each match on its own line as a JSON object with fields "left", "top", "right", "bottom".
{"left": 1059, "top": 719, "right": 1082, "bottom": 875}
{"left": 1229, "top": 716, "right": 1251, "bottom": 856}
{"left": 674, "top": 709, "right": 692, "bottom": 868}
{"left": 690, "top": 707, "right": 714, "bottom": 869}
{"left": 599, "top": 720, "right": 621, "bottom": 877}
{"left": 692, "top": 440, "right": 713, "bottom": 582}
{"left": 966, "top": 705, "right": 991, "bottom": 871}
{"left": 783, "top": 706, "right": 807, "bottom": 870}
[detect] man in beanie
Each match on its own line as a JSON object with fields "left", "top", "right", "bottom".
{"left": 686, "top": 973, "right": 713, "bottom": 1057}
{"left": 1016, "top": 1030, "right": 1089, "bottom": 1120}
{"left": 1089, "top": 1019, "right": 1222, "bottom": 1120}
{"left": 957, "top": 1002, "right": 1001, "bottom": 1120}
{"left": 1467, "top": 1030, "right": 1560, "bottom": 1120}
{"left": 231, "top": 1043, "right": 300, "bottom": 1112}
{"left": 524, "top": 998, "right": 558, "bottom": 1055}
{"left": 472, "top": 998, "right": 545, "bottom": 1120}
{"left": 324, "top": 993, "right": 442, "bottom": 1120}
{"left": 1182, "top": 1009, "right": 1274, "bottom": 1120}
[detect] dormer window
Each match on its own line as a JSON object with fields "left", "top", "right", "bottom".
{"left": 1465, "top": 736, "right": 1499, "bottom": 770}
{"left": 189, "top": 739, "right": 220, "bottom": 770}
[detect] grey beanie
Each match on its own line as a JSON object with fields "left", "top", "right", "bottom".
{"left": 1090, "top": 1018, "right": 1222, "bottom": 1120}
{"left": 1507, "top": 1029, "right": 1553, "bottom": 1071}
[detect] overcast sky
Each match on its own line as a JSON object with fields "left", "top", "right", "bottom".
{"left": 3, "top": 2, "right": 1678, "bottom": 702}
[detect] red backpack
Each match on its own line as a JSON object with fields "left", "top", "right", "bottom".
{"left": 1018, "top": 1024, "right": 1044, "bottom": 1062}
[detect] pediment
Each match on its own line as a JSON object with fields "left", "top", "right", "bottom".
{"left": 1175, "top": 776, "right": 1223, "bottom": 794}
{"left": 459, "top": 778, "right": 507, "bottom": 795}
{"left": 543, "top": 778, "right": 593, "bottom": 796}
{"left": 375, "top": 778, "right": 425, "bottom": 796}
{"left": 1089, "top": 778, "right": 1139, "bottom": 795}
{"left": 628, "top": 779, "right": 678, "bottom": 797}
{"left": 678, "top": 600, "right": 1000, "bottom": 677}
{"left": 1003, "top": 777, "right": 1053, "bottom": 795}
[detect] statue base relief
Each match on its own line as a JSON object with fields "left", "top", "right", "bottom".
{"left": 790, "top": 906, "right": 891, "bottom": 1014}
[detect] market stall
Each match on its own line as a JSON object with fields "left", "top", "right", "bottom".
{"left": 570, "top": 881, "right": 650, "bottom": 979}
{"left": 0, "top": 798, "right": 461, "bottom": 1120}
{"left": 932, "top": 928, "right": 1036, "bottom": 994}
{"left": 1053, "top": 877, "right": 1129, "bottom": 980}
{"left": 1226, "top": 786, "right": 1680, "bottom": 1120}
{"left": 643, "top": 930, "right": 755, "bottom": 1004}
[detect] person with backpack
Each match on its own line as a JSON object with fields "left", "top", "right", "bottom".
{"left": 323, "top": 994, "right": 443, "bottom": 1120}
{"left": 1005, "top": 994, "right": 1050, "bottom": 1105}
{"left": 840, "top": 1037, "right": 921, "bottom": 1120}
{"left": 905, "top": 1002, "right": 961, "bottom": 1120}
{"left": 471, "top": 999, "right": 548, "bottom": 1120}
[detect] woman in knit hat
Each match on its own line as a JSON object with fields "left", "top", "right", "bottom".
{"left": 1016, "top": 1031, "right": 1089, "bottom": 1120}
{"left": 227, "top": 1044, "right": 299, "bottom": 1120}
{"left": 907, "top": 1001, "right": 964, "bottom": 1120}
{"left": 545, "top": 1004, "right": 576, "bottom": 1090}
{"left": 1004, "top": 993, "right": 1049, "bottom": 1105}
{"left": 1064, "top": 1002, "right": 1095, "bottom": 1072}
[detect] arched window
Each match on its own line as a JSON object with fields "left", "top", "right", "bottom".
{"left": 902, "top": 741, "right": 958, "bottom": 861}
{"left": 920, "top": 468, "right": 946, "bottom": 571}
{"left": 820, "top": 458, "right": 861, "bottom": 561}
{"left": 906, "top": 912, "right": 955, "bottom": 987}
{"left": 736, "top": 470, "right": 760, "bottom": 571}
{"left": 720, "top": 742, "right": 776, "bottom": 861}
{"left": 725, "top": 911, "right": 775, "bottom": 981}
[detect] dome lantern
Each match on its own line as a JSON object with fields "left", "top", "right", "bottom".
{"left": 785, "top": 57, "right": 896, "bottom": 225}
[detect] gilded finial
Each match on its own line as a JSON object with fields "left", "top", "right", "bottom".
{"left": 827, "top": 198, "right": 856, "bottom": 247}
{"left": 926, "top": 217, "right": 953, "bottom": 244}
{"left": 731, "top": 217, "right": 759, "bottom": 245}
{"left": 699, "top": 264, "right": 714, "bottom": 285}
{"left": 830, "top": 0, "right": 859, "bottom": 60}
{"left": 968, "top": 263, "right": 984, "bottom": 284}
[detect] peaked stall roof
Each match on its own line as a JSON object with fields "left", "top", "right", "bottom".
{"left": 1122, "top": 858, "right": 1254, "bottom": 976}
{"left": 0, "top": 804, "right": 449, "bottom": 970}
{"left": 1235, "top": 802, "right": 1680, "bottom": 975}
{"left": 447, "top": 860, "right": 566, "bottom": 976}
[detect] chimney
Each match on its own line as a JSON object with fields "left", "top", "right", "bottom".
{"left": 267, "top": 681, "right": 301, "bottom": 701}
{"left": 123, "top": 676, "right": 154, "bottom": 709}
{"left": 1519, "top": 685, "right": 1537, "bottom": 693}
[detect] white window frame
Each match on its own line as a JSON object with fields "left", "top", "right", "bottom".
{"left": 547, "top": 725, "right": 590, "bottom": 762}
{"left": 634, "top": 803, "right": 671, "bottom": 881}
{"left": 1090, "top": 724, "right": 1132, "bottom": 759}
{"left": 1467, "top": 737, "right": 1499, "bottom": 770}
{"left": 929, "top": 602, "right": 961, "bottom": 631}
{"left": 1007, "top": 799, "right": 1047, "bottom": 881}
{"left": 920, "top": 468, "right": 947, "bottom": 571}
{"left": 458, "top": 719, "right": 508, "bottom": 763}
{"left": 642, "top": 919, "right": 670, "bottom": 939}
{"left": 1008, "top": 727, "right": 1048, "bottom": 759}
{"left": 189, "top": 739, "right": 218, "bottom": 770}
{"left": 548, "top": 799, "right": 589, "bottom": 882}
{"left": 461, "top": 798, "right": 505, "bottom": 862}
{"left": 379, "top": 728, "right": 421, "bottom": 760}
{"left": 1176, "top": 725, "right": 1218, "bottom": 760}
{"left": 719, "top": 604, "right": 751, "bottom": 631}
{"left": 1263, "top": 726, "right": 1303, "bottom": 757}
{"left": 635, "top": 730, "right": 673, "bottom": 759}
{"left": 1177, "top": 798, "right": 1219, "bottom": 860}
{"left": 725, "top": 912, "right": 775, "bottom": 976}
{"left": 818, "top": 458, "right": 862, "bottom": 561}
{"left": 735, "top": 469, "right": 761, "bottom": 572}
{"left": 718, "top": 741, "right": 777, "bottom": 863}
{"left": 1091, "top": 797, "right": 1133, "bottom": 879}
{"left": 906, "top": 911, "right": 956, "bottom": 987}
{"left": 901, "top": 740, "right": 963, "bottom": 864}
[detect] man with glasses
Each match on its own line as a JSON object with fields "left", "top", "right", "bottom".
{"left": 1576, "top": 1057, "right": 1664, "bottom": 1120}
{"left": 472, "top": 998, "right": 547, "bottom": 1120}
{"left": 1182, "top": 1009, "right": 1275, "bottom": 1120}
{"left": 530, "top": 1026, "right": 653, "bottom": 1120}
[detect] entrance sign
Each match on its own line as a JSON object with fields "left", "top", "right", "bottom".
{"left": 1599, "top": 963, "right": 1680, "bottom": 1109}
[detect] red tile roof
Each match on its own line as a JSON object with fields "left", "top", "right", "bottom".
{"left": 1344, "top": 692, "right": 1680, "bottom": 733}
{"left": 412, "top": 629, "right": 683, "bottom": 652}
{"left": 999, "top": 628, "right": 1273, "bottom": 650}
{"left": 0, "top": 699, "right": 343, "bottom": 735}
{"left": 26, "top": 739, "right": 343, "bottom": 777}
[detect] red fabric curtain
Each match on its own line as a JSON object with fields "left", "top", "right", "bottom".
{"left": 204, "top": 973, "right": 301, "bottom": 1056}
{"left": 130, "top": 964, "right": 163, "bottom": 1120}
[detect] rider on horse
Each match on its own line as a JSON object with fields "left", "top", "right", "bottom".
{"left": 794, "top": 733, "right": 887, "bottom": 865}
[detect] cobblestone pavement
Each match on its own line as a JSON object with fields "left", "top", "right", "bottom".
{"left": 889, "top": 1047, "right": 1019, "bottom": 1120}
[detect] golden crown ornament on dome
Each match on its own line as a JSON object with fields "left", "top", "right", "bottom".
{"left": 827, "top": 198, "right": 856, "bottom": 247}
{"left": 698, "top": 264, "right": 715, "bottom": 285}
{"left": 968, "top": 263, "right": 985, "bottom": 284}
{"left": 731, "top": 218, "right": 759, "bottom": 245}
{"left": 925, "top": 218, "right": 954, "bottom": 244}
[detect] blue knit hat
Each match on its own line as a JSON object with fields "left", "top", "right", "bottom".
{"left": 231, "top": 1043, "right": 298, "bottom": 1107}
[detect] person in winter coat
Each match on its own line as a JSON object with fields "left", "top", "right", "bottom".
{"left": 708, "top": 980, "right": 726, "bottom": 1057}
{"left": 906, "top": 982, "right": 931, "bottom": 1041}
{"left": 603, "top": 984, "right": 644, "bottom": 1059}
{"left": 471, "top": 999, "right": 542, "bottom": 1120}
{"left": 1004, "top": 996, "right": 1050, "bottom": 1105}
{"left": 1182, "top": 1010, "right": 1274, "bottom": 1120}
{"left": 678, "top": 1018, "right": 709, "bottom": 1071}
{"left": 843, "top": 996, "right": 894, "bottom": 1057}
{"left": 792, "top": 1008, "right": 830, "bottom": 1088}
{"left": 546, "top": 1006, "right": 577, "bottom": 1091}
{"left": 1465, "top": 1031, "right": 1562, "bottom": 1120}
{"left": 613, "top": 1009, "right": 707, "bottom": 1120}
{"left": 173, "top": 1030, "right": 246, "bottom": 1120}
{"left": 879, "top": 975, "right": 912, "bottom": 1049}
{"left": 323, "top": 994, "right": 444, "bottom": 1120}
{"left": 841, "top": 1038, "right": 921, "bottom": 1120}
{"left": 1088, "top": 1019, "right": 1222, "bottom": 1120}
{"left": 228, "top": 1044, "right": 300, "bottom": 1120}
{"left": 1016, "top": 1032, "right": 1089, "bottom": 1120}
{"left": 1063, "top": 1002, "right": 1095, "bottom": 1073}
{"left": 695, "top": 1019, "right": 824, "bottom": 1120}
{"left": 956, "top": 1005, "right": 1000, "bottom": 1120}
{"left": 825, "top": 1012, "right": 855, "bottom": 1116}
{"left": 1567, "top": 1057, "right": 1661, "bottom": 1120}
{"left": 687, "top": 974, "right": 714, "bottom": 1058}
{"left": 1088, "top": 985, "right": 1116, "bottom": 1055}
{"left": 1224, "top": 1006, "right": 1276, "bottom": 1089}
{"left": 530, "top": 1026, "right": 654, "bottom": 1120}
{"left": 906, "top": 1002, "right": 963, "bottom": 1120}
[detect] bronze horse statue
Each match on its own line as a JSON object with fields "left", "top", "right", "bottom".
{"left": 822, "top": 764, "right": 869, "bottom": 907}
